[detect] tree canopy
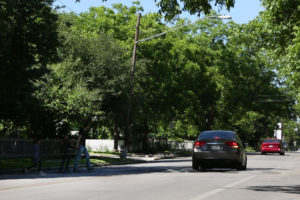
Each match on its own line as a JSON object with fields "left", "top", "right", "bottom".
{"left": 0, "top": 0, "right": 58, "bottom": 137}
{"left": 1, "top": 0, "right": 299, "bottom": 151}
{"left": 155, "top": 0, "right": 235, "bottom": 20}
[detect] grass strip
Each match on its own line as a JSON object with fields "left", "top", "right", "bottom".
{"left": 0, "top": 156, "right": 138, "bottom": 170}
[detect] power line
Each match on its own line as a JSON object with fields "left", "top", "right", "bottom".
{"left": 56, "top": 0, "right": 77, "bottom": 13}
{"left": 136, "top": 15, "right": 230, "bottom": 43}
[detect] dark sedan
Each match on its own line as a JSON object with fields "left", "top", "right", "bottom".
{"left": 192, "top": 130, "right": 247, "bottom": 171}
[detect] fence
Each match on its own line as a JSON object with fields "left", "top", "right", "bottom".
{"left": 167, "top": 140, "right": 193, "bottom": 150}
{"left": 0, "top": 139, "right": 121, "bottom": 157}
{"left": 0, "top": 139, "right": 193, "bottom": 157}
{"left": 86, "top": 139, "right": 193, "bottom": 153}
{"left": 0, "top": 139, "right": 75, "bottom": 158}
{"left": 147, "top": 140, "right": 193, "bottom": 152}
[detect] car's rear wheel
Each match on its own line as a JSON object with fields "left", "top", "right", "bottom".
{"left": 192, "top": 159, "right": 206, "bottom": 171}
{"left": 199, "top": 165, "right": 206, "bottom": 171}
{"left": 192, "top": 159, "right": 200, "bottom": 171}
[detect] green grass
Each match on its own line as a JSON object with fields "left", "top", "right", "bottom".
{"left": 173, "top": 150, "right": 192, "bottom": 157}
{"left": 90, "top": 151, "right": 121, "bottom": 157}
{"left": 0, "top": 156, "right": 139, "bottom": 170}
{"left": 0, "top": 157, "right": 32, "bottom": 169}
{"left": 245, "top": 147, "right": 256, "bottom": 152}
{"left": 90, "top": 156, "right": 138, "bottom": 165}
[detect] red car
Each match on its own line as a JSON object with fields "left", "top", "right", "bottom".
{"left": 261, "top": 138, "right": 285, "bottom": 155}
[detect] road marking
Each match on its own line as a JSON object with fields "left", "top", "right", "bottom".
{"left": 189, "top": 175, "right": 256, "bottom": 200}
{"left": 293, "top": 157, "right": 300, "bottom": 161}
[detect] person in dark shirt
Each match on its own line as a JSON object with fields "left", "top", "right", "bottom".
{"left": 59, "top": 134, "right": 72, "bottom": 172}
{"left": 73, "top": 123, "right": 93, "bottom": 172}
{"left": 25, "top": 138, "right": 46, "bottom": 175}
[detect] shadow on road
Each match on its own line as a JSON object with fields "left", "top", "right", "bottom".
{"left": 147, "top": 158, "right": 192, "bottom": 163}
{"left": 0, "top": 157, "right": 278, "bottom": 181}
{"left": 0, "top": 158, "right": 193, "bottom": 180}
{"left": 246, "top": 167, "right": 277, "bottom": 171}
{"left": 247, "top": 185, "right": 300, "bottom": 195}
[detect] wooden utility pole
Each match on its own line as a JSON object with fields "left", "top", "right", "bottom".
{"left": 281, "top": 120, "right": 284, "bottom": 140}
{"left": 125, "top": 13, "right": 141, "bottom": 147}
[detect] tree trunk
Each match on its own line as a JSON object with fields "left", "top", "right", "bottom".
{"left": 113, "top": 125, "right": 119, "bottom": 151}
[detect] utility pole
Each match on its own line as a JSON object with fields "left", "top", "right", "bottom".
{"left": 124, "top": 14, "right": 230, "bottom": 150}
{"left": 125, "top": 13, "right": 141, "bottom": 148}
{"left": 281, "top": 120, "right": 284, "bottom": 140}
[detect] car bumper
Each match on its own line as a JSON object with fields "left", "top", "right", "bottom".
{"left": 261, "top": 147, "right": 281, "bottom": 153}
{"left": 193, "top": 151, "right": 242, "bottom": 168}
{"left": 193, "top": 151, "right": 241, "bottom": 161}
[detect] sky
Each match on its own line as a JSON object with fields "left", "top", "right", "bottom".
{"left": 54, "top": 0, "right": 264, "bottom": 24}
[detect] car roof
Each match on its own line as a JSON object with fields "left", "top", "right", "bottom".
{"left": 198, "top": 130, "right": 236, "bottom": 140}
{"left": 263, "top": 138, "right": 281, "bottom": 142}
{"left": 201, "top": 130, "right": 236, "bottom": 134}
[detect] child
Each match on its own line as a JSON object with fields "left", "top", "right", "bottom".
{"left": 59, "top": 134, "right": 72, "bottom": 172}
{"left": 25, "top": 139, "right": 46, "bottom": 175}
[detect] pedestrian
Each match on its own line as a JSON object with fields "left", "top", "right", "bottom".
{"left": 59, "top": 134, "right": 72, "bottom": 172}
{"left": 25, "top": 138, "right": 46, "bottom": 175}
{"left": 73, "top": 122, "right": 93, "bottom": 172}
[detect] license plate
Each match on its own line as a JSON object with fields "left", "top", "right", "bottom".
{"left": 269, "top": 145, "right": 273, "bottom": 147}
{"left": 211, "top": 145, "right": 221, "bottom": 150}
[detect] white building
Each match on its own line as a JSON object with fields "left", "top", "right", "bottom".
{"left": 274, "top": 122, "right": 283, "bottom": 140}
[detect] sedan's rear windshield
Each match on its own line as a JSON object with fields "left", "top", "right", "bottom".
{"left": 198, "top": 131, "right": 234, "bottom": 139}
{"left": 263, "top": 139, "right": 280, "bottom": 143}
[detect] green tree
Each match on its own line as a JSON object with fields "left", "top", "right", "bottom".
{"left": 282, "top": 120, "right": 300, "bottom": 150}
{"left": 68, "top": 3, "right": 172, "bottom": 150}
{"left": 100, "top": 0, "right": 235, "bottom": 21}
{"left": 243, "top": 0, "right": 300, "bottom": 135}
{"left": 253, "top": 0, "right": 300, "bottom": 104}
{"left": 0, "top": 0, "right": 58, "bottom": 137}
{"left": 216, "top": 20, "right": 294, "bottom": 145}
{"left": 155, "top": 0, "right": 235, "bottom": 20}
{"left": 27, "top": 1, "right": 295, "bottom": 149}
{"left": 73, "top": 3, "right": 293, "bottom": 149}
{"left": 35, "top": 13, "right": 128, "bottom": 137}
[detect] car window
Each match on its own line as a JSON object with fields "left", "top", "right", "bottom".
{"left": 263, "top": 139, "right": 280, "bottom": 143}
{"left": 198, "top": 131, "right": 234, "bottom": 139}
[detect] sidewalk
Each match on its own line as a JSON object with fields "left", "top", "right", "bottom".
{"left": 127, "top": 153, "right": 175, "bottom": 161}
{"left": 0, "top": 153, "right": 176, "bottom": 175}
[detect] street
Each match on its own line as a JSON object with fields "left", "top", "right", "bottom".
{"left": 1, "top": 152, "right": 300, "bottom": 200}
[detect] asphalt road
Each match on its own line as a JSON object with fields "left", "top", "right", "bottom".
{"left": 1, "top": 152, "right": 300, "bottom": 200}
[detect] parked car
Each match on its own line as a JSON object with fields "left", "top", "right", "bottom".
{"left": 192, "top": 130, "right": 247, "bottom": 171}
{"left": 261, "top": 138, "right": 285, "bottom": 155}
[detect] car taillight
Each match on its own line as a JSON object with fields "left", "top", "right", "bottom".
{"left": 226, "top": 141, "right": 239, "bottom": 149}
{"left": 194, "top": 141, "right": 206, "bottom": 147}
